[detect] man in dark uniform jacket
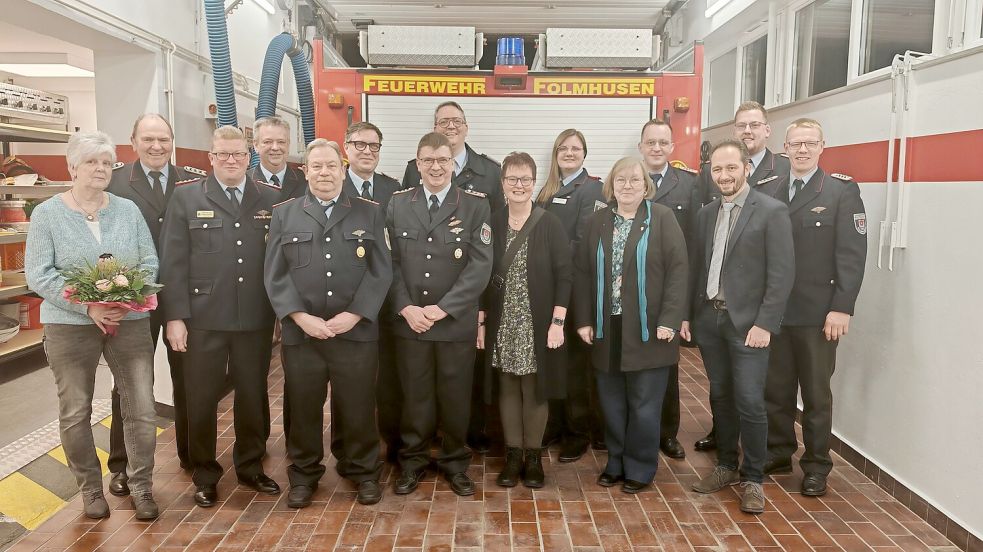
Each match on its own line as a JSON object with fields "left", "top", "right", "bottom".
{"left": 689, "top": 139, "right": 794, "bottom": 515}
{"left": 160, "top": 126, "right": 281, "bottom": 508}
{"left": 105, "top": 113, "right": 201, "bottom": 496}
{"left": 694, "top": 101, "right": 792, "bottom": 452}
{"left": 265, "top": 139, "right": 392, "bottom": 508}
{"left": 637, "top": 119, "right": 702, "bottom": 461}
{"left": 759, "top": 118, "right": 867, "bottom": 497}
{"left": 251, "top": 116, "right": 306, "bottom": 202}
{"left": 387, "top": 132, "right": 492, "bottom": 496}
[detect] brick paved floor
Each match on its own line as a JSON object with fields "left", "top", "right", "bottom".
{"left": 6, "top": 348, "right": 960, "bottom": 551}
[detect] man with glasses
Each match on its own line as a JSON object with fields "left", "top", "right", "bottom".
{"left": 251, "top": 116, "right": 306, "bottom": 202}
{"left": 160, "top": 125, "right": 282, "bottom": 508}
{"left": 386, "top": 132, "right": 492, "bottom": 497}
{"left": 759, "top": 118, "right": 867, "bottom": 497}
{"left": 637, "top": 119, "right": 701, "bottom": 461}
{"left": 401, "top": 101, "right": 503, "bottom": 452}
{"left": 694, "top": 101, "right": 791, "bottom": 452}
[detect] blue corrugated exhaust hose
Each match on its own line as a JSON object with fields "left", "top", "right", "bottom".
{"left": 256, "top": 32, "right": 317, "bottom": 148}
{"left": 203, "top": 0, "right": 238, "bottom": 129}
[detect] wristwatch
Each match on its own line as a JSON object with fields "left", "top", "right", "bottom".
{"left": 551, "top": 317, "right": 565, "bottom": 326}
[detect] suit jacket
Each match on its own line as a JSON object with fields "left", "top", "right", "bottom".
{"left": 160, "top": 175, "right": 280, "bottom": 331}
{"left": 699, "top": 148, "right": 790, "bottom": 204}
{"left": 542, "top": 168, "right": 604, "bottom": 247}
{"left": 754, "top": 168, "right": 867, "bottom": 325}
{"left": 108, "top": 162, "right": 196, "bottom": 248}
{"left": 343, "top": 170, "right": 401, "bottom": 213}
{"left": 573, "top": 201, "right": 689, "bottom": 372}
{"left": 264, "top": 190, "right": 392, "bottom": 345}
{"left": 251, "top": 165, "right": 306, "bottom": 203}
{"left": 386, "top": 186, "right": 493, "bottom": 342}
{"left": 483, "top": 207, "right": 571, "bottom": 402}
{"left": 402, "top": 143, "right": 505, "bottom": 213}
{"left": 692, "top": 188, "right": 795, "bottom": 336}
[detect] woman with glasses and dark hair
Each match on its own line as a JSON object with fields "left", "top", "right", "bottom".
{"left": 536, "top": 129, "right": 606, "bottom": 461}
{"left": 573, "top": 156, "right": 689, "bottom": 494}
{"left": 481, "top": 151, "right": 572, "bottom": 488}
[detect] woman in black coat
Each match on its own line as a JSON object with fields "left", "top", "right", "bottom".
{"left": 481, "top": 152, "right": 572, "bottom": 489}
{"left": 573, "top": 156, "right": 689, "bottom": 494}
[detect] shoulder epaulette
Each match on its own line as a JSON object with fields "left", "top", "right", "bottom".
{"left": 463, "top": 189, "right": 487, "bottom": 198}
{"left": 256, "top": 179, "right": 280, "bottom": 190}
{"left": 113, "top": 162, "right": 125, "bottom": 170}
{"left": 478, "top": 152, "right": 501, "bottom": 166}
{"left": 174, "top": 178, "right": 199, "bottom": 187}
{"left": 355, "top": 196, "right": 379, "bottom": 205}
{"left": 272, "top": 197, "right": 298, "bottom": 209}
{"left": 379, "top": 172, "right": 396, "bottom": 181}
{"left": 183, "top": 166, "right": 207, "bottom": 177}
{"left": 393, "top": 187, "right": 415, "bottom": 195}
{"left": 831, "top": 173, "right": 853, "bottom": 181}
{"left": 670, "top": 161, "right": 698, "bottom": 174}
{"left": 779, "top": 153, "right": 789, "bottom": 158}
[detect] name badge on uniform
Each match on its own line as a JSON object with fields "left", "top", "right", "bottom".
{"left": 552, "top": 197, "right": 568, "bottom": 205}
{"left": 196, "top": 210, "right": 215, "bottom": 218}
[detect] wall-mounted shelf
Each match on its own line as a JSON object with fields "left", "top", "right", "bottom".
{"left": 0, "top": 329, "right": 44, "bottom": 362}
{"left": 0, "top": 122, "right": 71, "bottom": 143}
{"left": 0, "top": 234, "right": 27, "bottom": 245}
{"left": 0, "top": 185, "right": 70, "bottom": 198}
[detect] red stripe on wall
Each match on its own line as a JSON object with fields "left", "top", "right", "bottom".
{"left": 821, "top": 141, "right": 889, "bottom": 183}
{"left": 906, "top": 129, "right": 983, "bottom": 183}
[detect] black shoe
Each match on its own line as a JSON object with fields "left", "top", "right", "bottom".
{"left": 109, "top": 472, "right": 130, "bottom": 497}
{"left": 558, "top": 436, "right": 589, "bottom": 463}
{"left": 522, "top": 448, "right": 545, "bottom": 488}
{"left": 394, "top": 470, "right": 423, "bottom": 495}
{"left": 466, "top": 432, "right": 491, "bottom": 454}
{"left": 194, "top": 485, "right": 218, "bottom": 508}
{"left": 660, "top": 438, "right": 686, "bottom": 459}
{"left": 179, "top": 458, "right": 193, "bottom": 471}
{"left": 237, "top": 473, "right": 281, "bottom": 495}
{"left": 694, "top": 432, "right": 717, "bottom": 451}
{"left": 446, "top": 472, "right": 476, "bottom": 496}
{"left": 497, "top": 447, "right": 523, "bottom": 488}
{"left": 287, "top": 485, "right": 315, "bottom": 508}
{"left": 801, "top": 472, "right": 828, "bottom": 497}
{"left": 597, "top": 472, "right": 623, "bottom": 487}
{"left": 591, "top": 439, "right": 607, "bottom": 451}
{"left": 763, "top": 457, "right": 793, "bottom": 475}
{"left": 356, "top": 480, "right": 383, "bottom": 505}
{"left": 541, "top": 429, "right": 562, "bottom": 448}
{"left": 622, "top": 479, "right": 650, "bottom": 494}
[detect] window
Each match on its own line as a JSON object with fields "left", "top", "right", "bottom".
{"left": 791, "top": 0, "right": 851, "bottom": 100}
{"left": 741, "top": 35, "right": 768, "bottom": 105}
{"left": 860, "top": 0, "right": 935, "bottom": 74}
{"left": 707, "top": 49, "right": 737, "bottom": 125}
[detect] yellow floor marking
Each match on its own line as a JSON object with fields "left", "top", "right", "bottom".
{"left": 47, "top": 446, "right": 110, "bottom": 475}
{"left": 99, "top": 415, "right": 112, "bottom": 429}
{"left": 48, "top": 446, "right": 67, "bottom": 466}
{"left": 0, "top": 473, "right": 67, "bottom": 530}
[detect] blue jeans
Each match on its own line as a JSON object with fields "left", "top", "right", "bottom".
{"left": 44, "top": 319, "right": 157, "bottom": 494}
{"left": 694, "top": 306, "right": 769, "bottom": 483}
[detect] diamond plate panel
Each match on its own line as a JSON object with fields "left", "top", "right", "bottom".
{"left": 367, "top": 25, "right": 478, "bottom": 67}
{"left": 546, "top": 28, "right": 654, "bottom": 69}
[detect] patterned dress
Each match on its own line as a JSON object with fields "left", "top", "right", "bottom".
{"left": 493, "top": 227, "right": 537, "bottom": 375}
{"left": 610, "top": 213, "right": 634, "bottom": 315}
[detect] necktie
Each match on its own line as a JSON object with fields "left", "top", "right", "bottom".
{"left": 270, "top": 174, "right": 281, "bottom": 188}
{"left": 650, "top": 173, "right": 663, "bottom": 190}
{"left": 788, "top": 178, "right": 804, "bottom": 204}
{"left": 429, "top": 194, "right": 440, "bottom": 221}
{"left": 226, "top": 186, "right": 240, "bottom": 213}
{"left": 323, "top": 200, "right": 335, "bottom": 219}
{"left": 706, "top": 202, "right": 736, "bottom": 299}
{"left": 361, "top": 181, "right": 372, "bottom": 200}
{"left": 149, "top": 170, "right": 165, "bottom": 205}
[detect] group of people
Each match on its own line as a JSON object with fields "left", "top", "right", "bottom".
{"left": 24, "top": 98, "right": 865, "bottom": 520}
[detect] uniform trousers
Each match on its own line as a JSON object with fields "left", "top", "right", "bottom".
{"left": 284, "top": 338, "right": 381, "bottom": 487}
{"left": 396, "top": 338, "right": 475, "bottom": 475}
{"left": 695, "top": 305, "right": 769, "bottom": 483}
{"left": 766, "top": 325, "right": 838, "bottom": 474}
{"left": 184, "top": 327, "right": 273, "bottom": 486}
{"left": 108, "top": 308, "right": 189, "bottom": 473}
{"left": 467, "top": 350, "right": 490, "bottom": 439}
{"left": 594, "top": 316, "right": 669, "bottom": 483}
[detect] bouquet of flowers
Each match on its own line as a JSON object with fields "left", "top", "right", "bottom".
{"left": 61, "top": 254, "right": 163, "bottom": 335}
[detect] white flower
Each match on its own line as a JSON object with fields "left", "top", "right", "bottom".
{"left": 95, "top": 279, "right": 113, "bottom": 292}
{"left": 112, "top": 274, "right": 129, "bottom": 287}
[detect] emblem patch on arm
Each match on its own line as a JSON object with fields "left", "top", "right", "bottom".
{"left": 480, "top": 223, "right": 492, "bottom": 245}
{"left": 853, "top": 213, "right": 867, "bottom": 235}
{"left": 594, "top": 200, "right": 607, "bottom": 212}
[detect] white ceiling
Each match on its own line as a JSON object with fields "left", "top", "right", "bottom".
{"left": 311, "top": 0, "right": 672, "bottom": 34}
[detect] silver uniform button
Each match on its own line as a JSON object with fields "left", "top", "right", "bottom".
{"left": 426, "top": 254, "right": 432, "bottom": 260}
{"left": 237, "top": 258, "right": 243, "bottom": 264}
{"left": 158, "top": 217, "right": 164, "bottom": 223}
{"left": 202, "top": 224, "right": 208, "bottom": 229}
{"left": 402, "top": 232, "right": 408, "bottom": 236}
{"left": 425, "top": 272, "right": 430, "bottom": 278}
{"left": 234, "top": 222, "right": 240, "bottom": 228}
{"left": 456, "top": 237, "right": 461, "bottom": 242}
{"left": 193, "top": 288, "right": 199, "bottom": 293}
{"left": 238, "top": 277, "right": 244, "bottom": 282}
{"left": 265, "top": 224, "right": 269, "bottom": 229}
{"left": 830, "top": 279, "right": 835, "bottom": 284}
{"left": 293, "top": 237, "right": 298, "bottom": 242}
{"left": 327, "top": 291, "right": 333, "bottom": 296}
{"left": 327, "top": 272, "right": 332, "bottom": 277}
{"left": 326, "top": 254, "right": 331, "bottom": 259}
{"left": 427, "top": 237, "right": 433, "bottom": 242}
{"left": 326, "top": 237, "right": 331, "bottom": 242}
{"left": 815, "top": 222, "right": 821, "bottom": 226}
{"left": 236, "top": 240, "right": 242, "bottom": 246}
{"left": 422, "top": 290, "right": 429, "bottom": 296}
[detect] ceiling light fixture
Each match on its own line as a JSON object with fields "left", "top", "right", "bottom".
{"left": 0, "top": 53, "right": 94, "bottom": 78}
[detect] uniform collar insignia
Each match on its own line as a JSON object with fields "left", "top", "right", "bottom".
{"left": 811, "top": 206, "right": 827, "bottom": 213}
{"left": 448, "top": 218, "right": 462, "bottom": 227}
{"left": 352, "top": 229, "right": 366, "bottom": 238}
{"left": 450, "top": 227, "right": 464, "bottom": 234}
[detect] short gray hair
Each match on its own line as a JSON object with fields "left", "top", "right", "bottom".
{"left": 304, "top": 138, "right": 343, "bottom": 165}
{"left": 254, "top": 116, "right": 291, "bottom": 140}
{"left": 66, "top": 131, "right": 116, "bottom": 170}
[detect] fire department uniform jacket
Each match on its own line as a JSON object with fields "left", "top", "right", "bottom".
{"left": 251, "top": 165, "right": 307, "bottom": 203}
{"left": 264, "top": 190, "right": 392, "bottom": 345}
{"left": 700, "top": 148, "right": 791, "bottom": 204}
{"left": 401, "top": 143, "right": 505, "bottom": 213}
{"left": 386, "top": 186, "right": 493, "bottom": 342}
{"left": 108, "top": 162, "right": 203, "bottom": 248}
{"left": 160, "top": 175, "right": 280, "bottom": 330}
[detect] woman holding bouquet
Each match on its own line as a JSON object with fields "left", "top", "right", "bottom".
{"left": 25, "top": 131, "right": 160, "bottom": 520}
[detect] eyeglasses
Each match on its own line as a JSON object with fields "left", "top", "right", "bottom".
{"left": 557, "top": 145, "right": 584, "bottom": 154}
{"left": 503, "top": 176, "right": 535, "bottom": 187}
{"left": 211, "top": 151, "right": 249, "bottom": 161}
{"left": 347, "top": 140, "right": 381, "bottom": 153}
{"left": 787, "top": 141, "right": 822, "bottom": 151}
{"left": 613, "top": 177, "right": 645, "bottom": 187}
{"left": 734, "top": 121, "right": 767, "bottom": 131}
{"left": 642, "top": 139, "right": 672, "bottom": 149}
{"left": 418, "top": 157, "right": 453, "bottom": 167}
{"left": 435, "top": 117, "right": 467, "bottom": 128}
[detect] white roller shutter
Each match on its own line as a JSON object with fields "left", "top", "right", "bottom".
{"left": 365, "top": 95, "right": 654, "bottom": 195}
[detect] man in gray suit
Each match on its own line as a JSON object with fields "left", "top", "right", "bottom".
{"left": 687, "top": 139, "right": 794, "bottom": 514}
